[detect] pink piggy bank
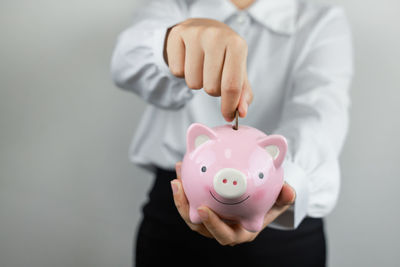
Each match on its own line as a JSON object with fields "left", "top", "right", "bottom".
{"left": 181, "top": 123, "right": 287, "bottom": 232}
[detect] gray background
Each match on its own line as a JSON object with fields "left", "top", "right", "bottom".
{"left": 0, "top": 0, "right": 399, "bottom": 266}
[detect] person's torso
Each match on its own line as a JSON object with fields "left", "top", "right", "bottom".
{"left": 130, "top": 0, "right": 329, "bottom": 169}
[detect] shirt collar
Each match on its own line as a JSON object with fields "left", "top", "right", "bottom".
{"left": 189, "top": 0, "right": 298, "bottom": 35}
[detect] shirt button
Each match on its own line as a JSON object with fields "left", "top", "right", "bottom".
{"left": 236, "top": 13, "right": 247, "bottom": 24}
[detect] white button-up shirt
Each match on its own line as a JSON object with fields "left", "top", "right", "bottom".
{"left": 111, "top": 0, "right": 353, "bottom": 229}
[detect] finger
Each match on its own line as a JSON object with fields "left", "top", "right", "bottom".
{"left": 171, "top": 179, "right": 213, "bottom": 239}
{"left": 195, "top": 226, "right": 214, "bottom": 239}
{"left": 275, "top": 182, "right": 296, "bottom": 207}
{"left": 171, "top": 179, "right": 191, "bottom": 223}
{"left": 261, "top": 183, "right": 296, "bottom": 228}
{"left": 198, "top": 206, "right": 236, "bottom": 246}
{"left": 237, "top": 74, "right": 253, "bottom": 118}
{"left": 184, "top": 41, "right": 204, "bottom": 89}
{"left": 175, "top": 162, "right": 182, "bottom": 180}
{"left": 202, "top": 46, "right": 225, "bottom": 97}
{"left": 221, "top": 38, "right": 247, "bottom": 121}
{"left": 226, "top": 223, "right": 258, "bottom": 246}
{"left": 262, "top": 204, "right": 291, "bottom": 228}
{"left": 166, "top": 26, "right": 185, "bottom": 77}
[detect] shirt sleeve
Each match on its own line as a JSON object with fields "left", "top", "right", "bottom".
{"left": 269, "top": 8, "right": 354, "bottom": 230}
{"left": 110, "top": 0, "right": 193, "bottom": 109}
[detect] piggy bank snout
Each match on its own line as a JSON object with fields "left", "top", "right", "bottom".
{"left": 213, "top": 168, "right": 247, "bottom": 199}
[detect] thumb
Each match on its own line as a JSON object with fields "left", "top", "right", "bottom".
{"left": 275, "top": 182, "right": 296, "bottom": 207}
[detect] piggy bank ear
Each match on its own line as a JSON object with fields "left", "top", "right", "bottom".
{"left": 258, "top": 135, "right": 287, "bottom": 168}
{"left": 186, "top": 123, "right": 217, "bottom": 153}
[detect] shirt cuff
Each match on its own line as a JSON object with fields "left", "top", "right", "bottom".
{"left": 268, "top": 159, "right": 309, "bottom": 230}
{"left": 152, "top": 27, "right": 174, "bottom": 76}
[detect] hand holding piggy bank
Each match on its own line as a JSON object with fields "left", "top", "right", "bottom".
{"left": 181, "top": 123, "right": 288, "bottom": 232}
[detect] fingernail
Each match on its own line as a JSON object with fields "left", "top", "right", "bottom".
{"left": 243, "top": 101, "right": 248, "bottom": 114}
{"left": 197, "top": 207, "right": 209, "bottom": 221}
{"left": 224, "top": 115, "right": 233, "bottom": 122}
{"left": 239, "top": 102, "right": 248, "bottom": 117}
{"left": 291, "top": 193, "right": 296, "bottom": 204}
{"left": 170, "top": 181, "right": 178, "bottom": 195}
{"left": 175, "top": 162, "right": 181, "bottom": 173}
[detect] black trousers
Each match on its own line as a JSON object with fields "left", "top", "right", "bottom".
{"left": 135, "top": 168, "right": 326, "bottom": 267}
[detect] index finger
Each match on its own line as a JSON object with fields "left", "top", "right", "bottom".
{"left": 198, "top": 206, "right": 236, "bottom": 245}
{"left": 220, "top": 40, "right": 247, "bottom": 122}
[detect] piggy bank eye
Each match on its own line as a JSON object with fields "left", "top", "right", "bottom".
{"left": 201, "top": 166, "right": 207, "bottom": 172}
{"left": 258, "top": 172, "right": 264, "bottom": 179}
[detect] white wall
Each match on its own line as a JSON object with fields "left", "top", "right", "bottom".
{"left": 320, "top": 0, "right": 400, "bottom": 266}
{"left": 0, "top": 1, "right": 152, "bottom": 266}
{"left": 0, "top": 0, "right": 399, "bottom": 266}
